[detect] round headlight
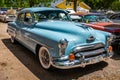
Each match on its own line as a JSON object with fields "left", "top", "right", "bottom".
{"left": 58, "top": 38, "right": 68, "bottom": 56}
{"left": 107, "top": 34, "right": 114, "bottom": 46}
{"left": 58, "top": 38, "right": 68, "bottom": 48}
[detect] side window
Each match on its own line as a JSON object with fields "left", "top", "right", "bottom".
{"left": 24, "top": 12, "right": 33, "bottom": 23}
{"left": 17, "top": 13, "right": 24, "bottom": 22}
{"left": 48, "top": 13, "right": 57, "bottom": 19}
{"left": 116, "top": 14, "right": 120, "bottom": 20}
{"left": 34, "top": 12, "right": 46, "bottom": 21}
{"left": 110, "top": 14, "right": 118, "bottom": 19}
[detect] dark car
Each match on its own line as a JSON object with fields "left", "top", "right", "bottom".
{"left": 109, "top": 12, "right": 120, "bottom": 23}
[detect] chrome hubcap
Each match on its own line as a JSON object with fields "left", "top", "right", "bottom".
{"left": 41, "top": 50, "right": 50, "bottom": 66}
{"left": 39, "top": 47, "right": 51, "bottom": 69}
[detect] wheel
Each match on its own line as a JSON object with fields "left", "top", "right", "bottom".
{"left": 38, "top": 47, "right": 51, "bottom": 69}
{"left": 10, "top": 36, "right": 16, "bottom": 44}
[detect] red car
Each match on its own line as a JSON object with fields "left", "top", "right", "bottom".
{"left": 86, "top": 22, "right": 120, "bottom": 33}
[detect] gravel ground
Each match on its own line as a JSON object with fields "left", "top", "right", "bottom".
{"left": 0, "top": 22, "right": 120, "bottom": 80}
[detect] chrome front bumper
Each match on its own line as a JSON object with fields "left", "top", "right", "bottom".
{"left": 51, "top": 52, "right": 113, "bottom": 69}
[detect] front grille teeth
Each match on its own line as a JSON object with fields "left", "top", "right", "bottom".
{"left": 74, "top": 43, "right": 106, "bottom": 58}
{"left": 73, "top": 43, "right": 104, "bottom": 53}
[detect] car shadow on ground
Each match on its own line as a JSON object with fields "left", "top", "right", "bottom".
{"left": 111, "top": 51, "right": 120, "bottom": 60}
{"left": 2, "top": 38, "right": 109, "bottom": 80}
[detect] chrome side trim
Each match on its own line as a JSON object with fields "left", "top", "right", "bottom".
{"left": 23, "top": 35, "right": 53, "bottom": 49}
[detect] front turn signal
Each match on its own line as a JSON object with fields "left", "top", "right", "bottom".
{"left": 69, "top": 53, "right": 75, "bottom": 61}
{"left": 109, "top": 46, "right": 113, "bottom": 53}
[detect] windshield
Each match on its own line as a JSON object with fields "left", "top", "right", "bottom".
{"left": 34, "top": 10, "right": 71, "bottom": 22}
{"left": 83, "top": 14, "right": 111, "bottom": 22}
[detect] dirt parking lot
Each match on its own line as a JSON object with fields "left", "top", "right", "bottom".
{"left": 0, "top": 22, "right": 120, "bottom": 80}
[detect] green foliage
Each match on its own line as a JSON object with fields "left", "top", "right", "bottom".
{"left": 82, "top": 0, "right": 115, "bottom": 10}
{"left": 0, "top": 0, "right": 53, "bottom": 8}
{"left": 0, "top": 0, "right": 120, "bottom": 11}
{"left": 111, "top": 1, "right": 120, "bottom": 11}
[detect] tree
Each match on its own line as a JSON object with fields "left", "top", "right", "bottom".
{"left": 29, "top": 0, "right": 34, "bottom": 7}
{"left": 82, "top": 0, "right": 115, "bottom": 10}
{"left": 0, "top": 0, "right": 53, "bottom": 8}
{"left": 111, "top": 1, "right": 120, "bottom": 11}
{"left": 1, "top": 0, "right": 119, "bottom": 11}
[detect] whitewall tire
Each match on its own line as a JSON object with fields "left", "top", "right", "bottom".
{"left": 39, "top": 47, "right": 51, "bottom": 69}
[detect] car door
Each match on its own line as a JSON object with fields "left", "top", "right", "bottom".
{"left": 15, "top": 12, "right": 25, "bottom": 42}
{"left": 19, "top": 12, "right": 36, "bottom": 52}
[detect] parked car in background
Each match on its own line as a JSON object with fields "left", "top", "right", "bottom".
{"left": 70, "top": 12, "right": 120, "bottom": 54}
{"left": 83, "top": 13, "right": 112, "bottom": 23}
{"left": 7, "top": 7, "right": 113, "bottom": 69}
{"left": 0, "top": 9, "right": 16, "bottom": 22}
{"left": 0, "top": 11, "right": 6, "bottom": 22}
{"left": 69, "top": 12, "right": 86, "bottom": 22}
{"left": 66, "top": 9, "right": 75, "bottom": 14}
{"left": 69, "top": 13, "right": 83, "bottom": 22}
{"left": 0, "top": 7, "right": 7, "bottom": 14}
{"left": 109, "top": 12, "right": 120, "bottom": 23}
{"left": 70, "top": 13, "right": 112, "bottom": 23}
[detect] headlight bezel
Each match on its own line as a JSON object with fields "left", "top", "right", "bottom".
{"left": 58, "top": 38, "right": 68, "bottom": 56}
{"left": 107, "top": 33, "right": 114, "bottom": 46}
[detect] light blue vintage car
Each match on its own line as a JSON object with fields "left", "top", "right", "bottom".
{"left": 7, "top": 7, "right": 113, "bottom": 69}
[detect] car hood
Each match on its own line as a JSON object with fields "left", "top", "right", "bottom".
{"left": 87, "top": 22, "right": 120, "bottom": 33}
{"left": 35, "top": 20, "right": 105, "bottom": 43}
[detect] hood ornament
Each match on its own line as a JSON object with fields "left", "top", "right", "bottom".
{"left": 87, "top": 35, "right": 95, "bottom": 43}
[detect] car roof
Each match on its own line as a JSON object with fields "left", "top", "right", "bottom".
{"left": 109, "top": 12, "right": 120, "bottom": 18}
{"left": 84, "top": 13, "right": 105, "bottom": 16}
{"left": 71, "top": 12, "right": 105, "bottom": 16}
{"left": 21, "top": 7, "right": 64, "bottom": 12}
{"left": 110, "top": 12, "right": 120, "bottom": 16}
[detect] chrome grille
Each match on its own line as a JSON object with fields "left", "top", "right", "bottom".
{"left": 74, "top": 43, "right": 106, "bottom": 58}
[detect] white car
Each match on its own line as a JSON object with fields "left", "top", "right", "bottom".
{"left": 0, "top": 9, "right": 16, "bottom": 22}
{"left": 0, "top": 14, "right": 16, "bottom": 22}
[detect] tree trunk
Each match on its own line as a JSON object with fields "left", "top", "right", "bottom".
{"left": 73, "top": 0, "right": 77, "bottom": 11}
{"left": 29, "top": 0, "right": 34, "bottom": 7}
